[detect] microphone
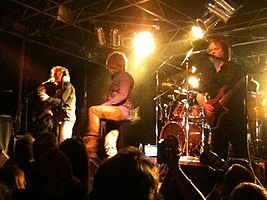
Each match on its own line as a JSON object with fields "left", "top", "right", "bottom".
{"left": 162, "top": 82, "right": 179, "bottom": 88}
{"left": 42, "top": 78, "right": 54, "bottom": 85}
{"left": 207, "top": 54, "right": 226, "bottom": 62}
{"left": 0, "top": 89, "right": 13, "bottom": 93}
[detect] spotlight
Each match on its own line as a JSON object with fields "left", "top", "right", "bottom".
{"left": 133, "top": 31, "right": 155, "bottom": 59}
{"left": 207, "top": 3, "right": 231, "bottom": 23}
{"left": 195, "top": 14, "right": 220, "bottom": 35}
{"left": 188, "top": 76, "right": 199, "bottom": 88}
{"left": 110, "top": 29, "right": 121, "bottom": 49}
{"left": 194, "top": 0, "right": 242, "bottom": 36}
{"left": 214, "top": 0, "right": 237, "bottom": 15}
{"left": 95, "top": 27, "right": 106, "bottom": 46}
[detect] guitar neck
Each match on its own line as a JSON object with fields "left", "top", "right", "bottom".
{"left": 219, "top": 77, "right": 245, "bottom": 106}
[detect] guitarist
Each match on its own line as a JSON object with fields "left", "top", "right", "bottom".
{"left": 37, "top": 66, "right": 76, "bottom": 143}
{"left": 196, "top": 38, "right": 249, "bottom": 160}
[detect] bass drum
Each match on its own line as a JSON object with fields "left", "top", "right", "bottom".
{"left": 159, "top": 122, "right": 203, "bottom": 156}
{"left": 159, "top": 122, "right": 185, "bottom": 156}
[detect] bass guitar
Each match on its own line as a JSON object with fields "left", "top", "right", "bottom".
{"left": 205, "top": 77, "right": 245, "bottom": 130}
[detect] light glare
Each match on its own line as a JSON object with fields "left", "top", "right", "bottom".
{"left": 189, "top": 76, "right": 199, "bottom": 88}
{"left": 133, "top": 31, "right": 155, "bottom": 59}
{"left": 191, "top": 26, "right": 205, "bottom": 39}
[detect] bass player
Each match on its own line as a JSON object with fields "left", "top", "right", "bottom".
{"left": 196, "top": 38, "right": 251, "bottom": 160}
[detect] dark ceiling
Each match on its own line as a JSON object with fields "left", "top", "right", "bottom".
{"left": 1, "top": 0, "right": 267, "bottom": 67}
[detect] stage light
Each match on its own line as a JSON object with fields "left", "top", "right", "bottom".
{"left": 133, "top": 31, "right": 155, "bottom": 60}
{"left": 57, "top": 5, "right": 74, "bottom": 23}
{"left": 194, "top": 0, "right": 242, "bottom": 37}
{"left": 188, "top": 76, "right": 199, "bottom": 88}
{"left": 196, "top": 13, "right": 220, "bottom": 34}
{"left": 110, "top": 29, "right": 121, "bottom": 49}
{"left": 95, "top": 27, "right": 106, "bottom": 46}
{"left": 191, "top": 26, "right": 205, "bottom": 39}
{"left": 207, "top": 3, "right": 231, "bottom": 23}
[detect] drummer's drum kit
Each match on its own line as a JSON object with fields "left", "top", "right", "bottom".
{"left": 158, "top": 70, "right": 267, "bottom": 160}
{"left": 158, "top": 70, "right": 209, "bottom": 159}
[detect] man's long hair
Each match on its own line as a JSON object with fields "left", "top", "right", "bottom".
{"left": 207, "top": 38, "right": 231, "bottom": 61}
{"left": 52, "top": 66, "right": 70, "bottom": 82}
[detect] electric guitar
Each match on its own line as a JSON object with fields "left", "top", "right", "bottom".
{"left": 34, "top": 86, "right": 60, "bottom": 121}
{"left": 205, "top": 77, "right": 245, "bottom": 130}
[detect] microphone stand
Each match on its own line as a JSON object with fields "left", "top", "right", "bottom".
{"left": 155, "top": 70, "right": 159, "bottom": 145}
{"left": 57, "top": 73, "right": 66, "bottom": 143}
{"left": 180, "top": 47, "right": 194, "bottom": 159}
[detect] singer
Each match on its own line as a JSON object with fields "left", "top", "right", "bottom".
{"left": 34, "top": 66, "right": 76, "bottom": 143}
{"left": 196, "top": 38, "right": 252, "bottom": 160}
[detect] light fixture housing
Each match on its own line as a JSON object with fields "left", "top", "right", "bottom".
{"left": 194, "top": 0, "right": 242, "bottom": 36}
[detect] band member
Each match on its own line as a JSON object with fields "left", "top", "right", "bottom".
{"left": 37, "top": 66, "right": 76, "bottom": 143}
{"left": 196, "top": 38, "right": 249, "bottom": 160}
{"left": 84, "top": 51, "right": 134, "bottom": 159}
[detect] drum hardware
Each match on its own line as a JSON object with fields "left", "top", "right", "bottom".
{"left": 159, "top": 120, "right": 206, "bottom": 157}
{"left": 246, "top": 79, "right": 266, "bottom": 160}
{"left": 153, "top": 56, "right": 185, "bottom": 144}
{"left": 247, "top": 96, "right": 265, "bottom": 159}
{"left": 182, "top": 47, "right": 197, "bottom": 158}
{"left": 154, "top": 49, "right": 206, "bottom": 158}
{"left": 159, "top": 47, "right": 207, "bottom": 158}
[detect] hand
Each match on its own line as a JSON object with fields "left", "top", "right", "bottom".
{"left": 203, "top": 103, "right": 214, "bottom": 118}
{"left": 39, "top": 92, "right": 50, "bottom": 101}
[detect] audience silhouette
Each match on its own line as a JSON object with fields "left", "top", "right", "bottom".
{"left": 89, "top": 146, "right": 160, "bottom": 200}
{"left": 0, "top": 131, "right": 266, "bottom": 200}
{"left": 230, "top": 182, "right": 267, "bottom": 200}
{"left": 59, "top": 136, "right": 89, "bottom": 197}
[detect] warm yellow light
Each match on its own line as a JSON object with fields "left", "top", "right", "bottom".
{"left": 191, "top": 66, "right": 197, "bottom": 73}
{"left": 191, "top": 26, "right": 205, "bottom": 39}
{"left": 133, "top": 31, "right": 155, "bottom": 59}
{"left": 188, "top": 76, "right": 199, "bottom": 88}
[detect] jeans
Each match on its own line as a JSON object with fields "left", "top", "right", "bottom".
{"left": 85, "top": 105, "right": 128, "bottom": 158}
{"left": 59, "top": 120, "right": 74, "bottom": 143}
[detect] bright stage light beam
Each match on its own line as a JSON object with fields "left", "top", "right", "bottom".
{"left": 188, "top": 76, "right": 199, "bottom": 88}
{"left": 133, "top": 31, "right": 155, "bottom": 60}
{"left": 191, "top": 26, "right": 205, "bottom": 39}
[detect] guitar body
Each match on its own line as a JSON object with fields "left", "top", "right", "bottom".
{"left": 205, "top": 86, "right": 229, "bottom": 130}
{"left": 32, "top": 84, "right": 60, "bottom": 134}
{"left": 204, "top": 77, "right": 245, "bottom": 130}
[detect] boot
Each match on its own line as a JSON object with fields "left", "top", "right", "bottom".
{"left": 83, "top": 135, "right": 100, "bottom": 158}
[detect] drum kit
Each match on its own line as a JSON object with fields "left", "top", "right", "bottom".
{"left": 159, "top": 83, "right": 209, "bottom": 159}
{"left": 155, "top": 50, "right": 210, "bottom": 160}
{"left": 157, "top": 67, "right": 267, "bottom": 161}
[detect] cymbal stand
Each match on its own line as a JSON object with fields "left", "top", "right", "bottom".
{"left": 184, "top": 60, "right": 190, "bottom": 156}
{"left": 155, "top": 70, "right": 160, "bottom": 145}
{"left": 153, "top": 54, "right": 182, "bottom": 145}
{"left": 253, "top": 91, "right": 263, "bottom": 158}
{"left": 181, "top": 47, "right": 194, "bottom": 157}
